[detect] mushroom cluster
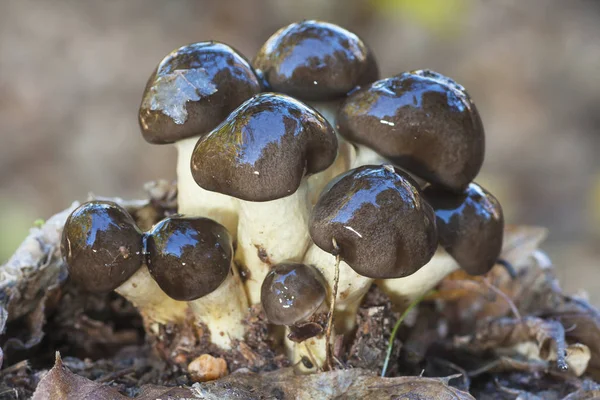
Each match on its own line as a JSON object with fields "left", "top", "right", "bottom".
{"left": 61, "top": 20, "right": 504, "bottom": 374}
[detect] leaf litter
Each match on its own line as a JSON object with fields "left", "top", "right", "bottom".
{"left": 1, "top": 183, "right": 599, "bottom": 399}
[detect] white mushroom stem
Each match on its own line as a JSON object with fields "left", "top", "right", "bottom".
{"left": 286, "top": 330, "right": 331, "bottom": 374}
{"left": 306, "top": 100, "right": 356, "bottom": 205}
{"left": 376, "top": 247, "right": 460, "bottom": 310}
{"left": 188, "top": 263, "right": 249, "bottom": 350}
{"left": 115, "top": 265, "right": 188, "bottom": 325}
{"left": 283, "top": 301, "right": 332, "bottom": 373}
{"left": 303, "top": 243, "right": 373, "bottom": 334}
{"left": 351, "top": 145, "right": 387, "bottom": 168}
{"left": 307, "top": 100, "right": 342, "bottom": 127}
{"left": 236, "top": 180, "right": 311, "bottom": 305}
{"left": 307, "top": 139, "right": 356, "bottom": 205}
{"left": 175, "top": 136, "right": 239, "bottom": 236}
{"left": 352, "top": 145, "right": 427, "bottom": 187}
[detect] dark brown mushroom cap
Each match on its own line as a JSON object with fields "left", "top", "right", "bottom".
{"left": 253, "top": 20, "right": 379, "bottom": 101}
{"left": 261, "top": 263, "right": 327, "bottom": 326}
{"left": 337, "top": 69, "right": 485, "bottom": 192}
{"left": 191, "top": 92, "right": 338, "bottom": 201}
{"left": 310, "top": 165, "right": 438, "bottom": 279}
{"left": 423, "top": 182, "right": 504, "bottom": 275}
{"left": 146, "top": 216, "right": 233, "bottom": 301}
{"left": 60, "top": 201, "right": 144, "bottom": 293}
{"left": 139, "top": 41, "right": 262, "bottom": 144}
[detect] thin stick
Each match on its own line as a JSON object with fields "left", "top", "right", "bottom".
{"left": 482, "top": 277, "right": 522, "bottom": 321}
{"left": 381, "top": 290, "right": 432, "bottom": 377}
{"left": 325, "top": 237, "right": 341, "bottom": 371}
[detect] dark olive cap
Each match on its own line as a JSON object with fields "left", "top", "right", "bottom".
{"left": 337, "top": 69, "right": 485, "bottom": 192}
{"left": 253, "top": 20, "right": 379, "bottom": 101}
{"left": 310, "top": 165, "right": 438, "bottom": 279}
{"left": 61, "top": 201, "right": 144, "bottom": 293}
{"left": 139, "top": 41, "right": 262, "bottom": 144}
{"left": 146, "top": 216, "right": 233, "bottom": 301}
{"left": 423, "top": 182, "right": 504, "bottom": 275}
{"left": 261, "top": 263, "right": 327, "bottom": 326}
{"left": 191, "top": 92, "right": 338, "bottom": 201}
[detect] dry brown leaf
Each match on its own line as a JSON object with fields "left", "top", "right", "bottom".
{"left": 32, "top": 353, "right": 128, "bottom": 400}
{"left": 456, "top": 317, "right": 569, "bottom": 371}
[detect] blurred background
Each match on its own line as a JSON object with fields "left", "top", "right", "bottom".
{"left": 1, "top": 0, "right": 598, "bottom": 301}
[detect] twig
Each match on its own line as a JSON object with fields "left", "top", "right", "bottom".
{"left": 431, "top": 358, "right": 470, "bottom": 390}
{"left": 496, "top": 258, "right": 517, "bottom": 279}
{"left": 325, "top": 238, "right": 341, "bottom": 371}
{"left": 483, "top": 277, "right": 522, "bottom": 321}
{"left": 381, "top": 290, "right": 432, "bottom": 377}
{"left": 0, "top": 360, "right": 29, "bottom": 377}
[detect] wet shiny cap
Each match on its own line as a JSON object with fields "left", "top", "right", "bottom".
{"left": 146, "top": 216, "right": 233, "bottom": 301}
{"left": 61, "top": 201, "right": 144, "bottom": 293}
{"left": 253, "top": 20, "right": 379, "bottom": 101}
{"left": 337, "top": 69, "right": 485, "bottom": 192}
{"left": 261, "top": 263, "right": 327, "bottom": 326}
{"left": 424, "top": 182, "right": 504, "bottom": 275}
{"left": 310, "top": 165, "right": 438, "bottom": 279}
{"left": 191, "top": 92, "right": 338, "bottom": 201}
{"left": 139, "top": 41, "right": 262, "bottom": 144}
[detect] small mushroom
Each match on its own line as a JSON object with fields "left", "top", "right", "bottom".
{"left": 60, "top": 201, "right": 187, "bottom": 325}
{"left": 254, "top": 20, "right": 378, "bottom": 202}
{"left": 337, "top": 69, "right": 485, "bottom": 191}
{"left": 424, "top": 182, "right": 504, "bottom": 275}
{"left": 139, "top": 42, "right": 262, "bottom": 234}
{"left": 146, "top": 216, "right": 248, "bottom": 350}
{"left": 191, "top": 92, "right": 338, "bottom": 304}
{"left": 377, "top": 183, "right": 504, "bottom": 308}
{"left": 253, "top": 20, "right": 378, "bottom": 122}
{"left": 261, "top": 262, "right": 330, "bottom": 373}
{"left": 307, "top": 165, "right": 437, "bottom": 331}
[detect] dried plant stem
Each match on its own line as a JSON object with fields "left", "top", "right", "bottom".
{"left": 325, "top": 238, "right": 341, "bottom": 371}
{"left": 483, "top": 277, "right": 522, "bottom": 321}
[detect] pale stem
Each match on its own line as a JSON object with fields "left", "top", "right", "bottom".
{"left": 376, "top": 247, "right": 460, "bottom": 310}
{"left": 175, "top": 137, "right": 239, "bottom": 236}
{"left": 115, "top": 265, "right": 188, "bottom": 325}
{"left": 188, "top": 262, "right": 249, "bottom": 349}
{"left": 236, "top": 180, "right": 311, "bottom": 304}
{"left": 303, "top": 243, "right": 373, "bottom": 334}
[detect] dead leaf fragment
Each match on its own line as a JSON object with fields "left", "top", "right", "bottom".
{"left": 456, "top": 317, "right": 569, "bottom": 371}
{"left": 32, "top": 352, "right": 128, "bottom": 400}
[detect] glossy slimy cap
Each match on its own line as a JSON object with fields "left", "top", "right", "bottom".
{"left": 191, "top": 93, "right": 338, "bottom": 201}
{"left": 423, "top": 182, "right": 504, "bottom": 275}
{"left": 261, "top": 263, "right": 327, "bottom": 326}
{"left": 139, "top": 42, "right": 262, "bottom": 144}
{"left": 146, "top": 216, "right": 233, "bottom": 301}
{"left": 337, "top": 70, "right": 485, "bottom": 192}
{"left": 310, "top": 165, "right": 438, "bottom": 279}
{"left": 254, "top": 20, "right": 379, "bottom": 101}
{"left": 61, "top": 201, "right": 144, "bottom": 293}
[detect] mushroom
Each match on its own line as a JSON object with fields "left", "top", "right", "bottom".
{"left": 337, "top": 69, "right": 484, "bottom": 191}
{"left": 424, "top": 182, "right": 504, "bottom": 275}
{"left": 190, "top": 92, "right": 338, "bottom": 304}
{"left": 306, "top": 165, "right": 438, "bottom": 332}
{"left": 253, "top": 20, "right": 378, "bottom": 124}
{"left": 139, "top": 42, "right": 262, "bottom": 234}
{"left": 60, "top": 200, "right": 187, "bottom": 325}
{"left": 253, "top": 20, "right": 379, "bottom": 202}
{"left": 261, "top": 262, "right": 330, "bottom": 372}
{"left": 377, "top": 182, "right": 504, "bottom": 306}
{"left": 145, "top": 215, "right": 248, "bottom": 350}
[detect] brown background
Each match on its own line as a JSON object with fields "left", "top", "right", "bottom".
{"left": 1, "top": 0, "right": 599, "bottom": 301}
